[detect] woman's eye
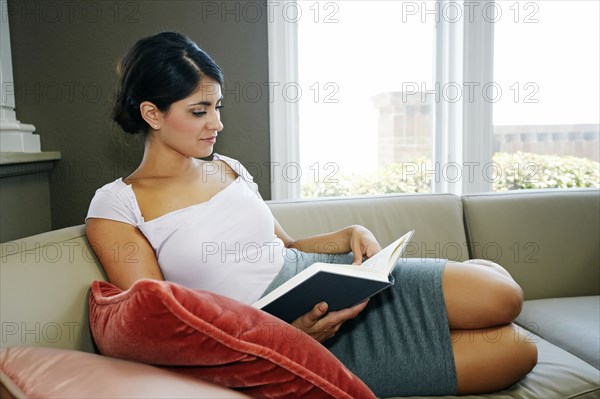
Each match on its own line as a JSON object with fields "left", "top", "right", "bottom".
{"left": 192, "top": 105, "right": 222, "bottom": 117}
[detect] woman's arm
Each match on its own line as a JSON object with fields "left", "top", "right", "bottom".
{"left": 85, "top": 218, "right": 164, "bottom": 290}
{"left": 274, "top": 218, "right": 381, "bottom": 265}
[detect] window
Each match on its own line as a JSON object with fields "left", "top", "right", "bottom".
{"left": 297, "top": 1, "right": 435, "bottom": 198}
{"left": 492, "top": 0, "right": 599, "bottom": 190}
{"left": 268, "top": 0, "right": 600, "bottom": 199}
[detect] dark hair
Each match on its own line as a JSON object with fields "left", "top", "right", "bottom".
{"left": 112, "top": 31, "right": 224, "bottom": 135}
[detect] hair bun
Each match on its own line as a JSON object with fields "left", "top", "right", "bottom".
{"left": 112, "top": 91, "right": 145, "bottom": 134}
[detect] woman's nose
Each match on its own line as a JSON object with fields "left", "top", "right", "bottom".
{"left": 208, "top": 111, "right": 224, "bottom": 132}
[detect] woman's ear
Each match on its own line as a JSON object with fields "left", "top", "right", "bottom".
{"left": 140, "top": 101, "right": 162, "bottom": 130}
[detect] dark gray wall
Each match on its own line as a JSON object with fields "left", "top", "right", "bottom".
{"left": 8, "top": 0, "right": 271, "bottom": 230}
{"left": 0, "top": 170, "right": 52, "bottom": 242}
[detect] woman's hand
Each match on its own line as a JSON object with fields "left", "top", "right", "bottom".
{"left": 291, "top": 300, "right": 369, "bottom": 343}
{"left": 350, "top": 225, "right": 382, "bottom": 265}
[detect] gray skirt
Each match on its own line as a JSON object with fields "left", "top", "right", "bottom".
{"left": 261, "top": 249, "right": 457, "bottom": 397}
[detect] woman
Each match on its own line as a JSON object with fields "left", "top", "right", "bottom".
{"left": 86, "top": 31, "right": 537, "bottom": 397}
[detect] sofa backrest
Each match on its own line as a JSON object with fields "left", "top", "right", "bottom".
{"left": 269, "top": 193, "right": 469, "bottom": 261}
{"left": 2, "top": 189, "right": 597, "bottom": 353}
{"left": 462, "top": 189, "right": 600, "bottom": 300}
{"left": 0, "top": 225, "right": 105, "bottom": 353}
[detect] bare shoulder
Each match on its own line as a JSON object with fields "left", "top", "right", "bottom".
{"left": 86, "top": 217, "right": 141, "bottom": 241}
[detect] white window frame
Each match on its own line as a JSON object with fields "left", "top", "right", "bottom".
{"left": 435, "top": 0, "right": 494, "bottom": 194}
{"left": 268, "top": 0, "right": 495, "bottom": 199}
{"left": 267, "top": 0, "right": 300, "bottom": 200}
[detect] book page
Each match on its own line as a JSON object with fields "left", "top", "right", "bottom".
{"left": 361, "top": 230, "right": 414, "bottom": 274}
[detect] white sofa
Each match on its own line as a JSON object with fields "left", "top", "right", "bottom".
{"left": 1, "top": 189, "right": 599, "bottom": 398}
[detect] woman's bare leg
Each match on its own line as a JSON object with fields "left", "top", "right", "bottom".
{"left": 451, "top": 324, "right": 538, "bottom": 394}
{"left": 443, "top": 260, "right": 538, "bottom": 394}
{"left": 443, "top": 260, "right": 524, "bottom": 329}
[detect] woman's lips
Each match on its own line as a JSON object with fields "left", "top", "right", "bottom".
{"left": 200, "top": 136, "right": 217, "bottom": 144}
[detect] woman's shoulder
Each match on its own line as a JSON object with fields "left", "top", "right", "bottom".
{"left": 212, "top": 153, "right": 254, "bottom": 181}
{"left": 92, "top": 178, "right": 138, "bottom": 203}
{"left": 212, "top": 153, "right": 240, "bottom": 168}
{"left": 86, "top": 178, "right": 143, "bottom": 225}
{"left": 95, "top": 178, "right": 129, "bottom": 194}
{"left": 212, "top": 153, "right": 260, "bottom": 195}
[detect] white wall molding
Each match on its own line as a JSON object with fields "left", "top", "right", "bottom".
{"left": 0, "top": 0, "right": 39, "bottom": 152}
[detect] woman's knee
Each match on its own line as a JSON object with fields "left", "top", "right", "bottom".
{"left": 499, "top": 325, "right": 538, "bottom": 388}
{"left": 515, "top": 327, "right": 538, "bottom": 376}
{"left": 466, "top": 259, "right": 524, "bottom": 324}
{"left": 452, "top": 325, "right": 538, "bottom": 394}
{"left": 466, "top": 259, "right": 515, "bottom": 280}
{"left": 490, "top": 278, "right": 524, "bottom": 324}
{"left": 444, "top": 261, "right": 525, "bottom": 327}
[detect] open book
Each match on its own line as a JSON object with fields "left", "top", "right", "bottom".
{"left": 253, "top": 230, "right": 415, "bottom": 323}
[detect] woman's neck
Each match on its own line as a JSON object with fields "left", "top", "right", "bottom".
{"left": 129, "top": 137, "right": 202, "bottom": 180}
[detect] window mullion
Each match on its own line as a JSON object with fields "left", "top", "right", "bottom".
{"left": 435, "top": 0, "right": 494, "bottom": 195}
{"left": 434, "top": 0, "right": 464, "bottom": 195}
{"left": 462, "top": 0, "right": 494, "bottom": 194}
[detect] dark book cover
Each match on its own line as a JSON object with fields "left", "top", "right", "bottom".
{"left": 261, "top": 271, "right": 393, "bottom": 323}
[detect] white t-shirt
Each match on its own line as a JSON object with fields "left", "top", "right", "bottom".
{"left": 86, "top": 154, "right": 285, "bottom": 304}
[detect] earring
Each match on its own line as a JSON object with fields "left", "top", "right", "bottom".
{"left": 154, "top": 125, "right": 159, "bottom": 129}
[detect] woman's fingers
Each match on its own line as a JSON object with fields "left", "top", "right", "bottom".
{"left": 305, "top": 301, "right": 328, "bottom": 323}
{"left": 292, "top": 300, "right": 370, "bottom": 343}
{"left": 352, "top": 250, "right": 364, "bottom": 265}
{"left": 350, "top": 225, "right": 382, "bottom": 265}
{"left": 326, "top": 299, "right": 369, "bottom": 323}
{"left": 292, "top": 302, "right": 328, "bottom": 331}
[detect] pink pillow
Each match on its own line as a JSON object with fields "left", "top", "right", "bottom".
{"left": 89, "top": 279, "right": 375, "bottom": 399}
{"left": 0, "top": 346, "right": 250, "bottom": 398}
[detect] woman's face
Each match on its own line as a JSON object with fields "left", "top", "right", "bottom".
{"left": 154, "top": 78, "right": 224, "bottom": 158}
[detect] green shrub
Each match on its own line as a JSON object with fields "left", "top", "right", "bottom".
{"left": 301, "top": 152, "right": 599, "bottom": 197}
{"left": 301, "top": 157, "right": 432, "bottom": 197}
{"left": 492, "top": 152, "right": 600, "bottom": 191}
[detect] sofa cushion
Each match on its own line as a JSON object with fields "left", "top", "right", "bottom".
{"left": 487, "top": 334, "right": 600, "bottom": 399}
{"left": 0, "top": 346, "right": 250, "bottom": 398}
{"left": 88, "top": 279, "right": 375, "bottom": 399}
{"left": 462, "top": 189, "right": 600, "bottom": 300}
{"left": 516, "top": 296, "right": 600, "bottom": 369}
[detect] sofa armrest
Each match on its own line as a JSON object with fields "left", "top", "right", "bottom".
{"left": 0, "top": 225, "right": 105, "bottom": 353}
